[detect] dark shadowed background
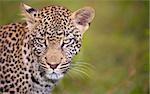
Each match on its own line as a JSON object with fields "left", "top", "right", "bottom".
{"left": 0, "top": 0, "right": 149, "bottom": 94}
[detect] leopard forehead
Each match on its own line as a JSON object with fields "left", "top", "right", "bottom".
{"left": 35, "top": 6, "right": 71, "bottom": 25}
{"left": 41, "top": 6, "right": 71, "bottom": 17}
{"left": 30, "top": 5, "right": 77, "bottom": 41}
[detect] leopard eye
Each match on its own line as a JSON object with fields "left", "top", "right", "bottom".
{"left": 36, "top": 38, "right": 45, "bottom": 43}
{"left": 63, "top": 39, "right": 71, "bottom": 44}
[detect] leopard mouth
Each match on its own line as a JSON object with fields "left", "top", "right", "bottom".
{"left": 45, "top": 72, "right": 64, "bottom": 84}
{"left": 49, "top": 79, "right": 58, "bottom": 83}
{"left": 49, "top": 73, "right": 59, "bottom": 83}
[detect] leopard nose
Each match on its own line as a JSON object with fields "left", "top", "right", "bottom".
{"left": 49, "top": 64, "right": 59, "bottom": 69}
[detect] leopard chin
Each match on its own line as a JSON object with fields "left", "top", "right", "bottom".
{"left": 45, "top": 72, "right": 64, "bottom": 84}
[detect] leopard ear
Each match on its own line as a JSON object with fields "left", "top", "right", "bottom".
{"left": 21, "top": 3, "right": 37, "bottom": 22}
{"left": 71, "top": 7, "right": 95, "bottom": 34}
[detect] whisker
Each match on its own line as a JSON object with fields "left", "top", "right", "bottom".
{"left": 61, "top": 67, "right": 70, "bottom": 73}
{"left": 72, "top": 67, "right": 90, "bottom": 73}
{"left": 67, "top": 69, "right": 85, "bottom": 79}
{"left": 40, "top": 62, "right": 46, "bottom": 66}
{"left": 73, "top": 61, "right": 95, "bottom": 68}
{"left": 39, "top": 64, "right": 48, "bottom": 69}
{"left": 66, "top": 61, "right": 95, "bottom": 80}
{"left": 70, "top": 68, "right": 90, "bottom": 79}
{"left": 65, "top": 71, "right": 75, "bottom": 79}
{"left": 59, "top": 66, "right": 69, "bottom": 69}
{"left": 61, "top": 62, "right": 70, "bottom": 66}
{"left": 71, "top": 64, "right": 93, "bottom": 70}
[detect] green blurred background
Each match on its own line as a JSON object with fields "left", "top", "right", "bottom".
{"left": 0, "top": 0, "right": 149, "bottom": 94}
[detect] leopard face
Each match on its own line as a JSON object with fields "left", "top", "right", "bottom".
{"left": 21, "top": 4, "right": 95, "bottom": 83}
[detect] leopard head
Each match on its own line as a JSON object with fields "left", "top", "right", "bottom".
{"left": 21, "top": 3, "right": 95, "bottom": 83}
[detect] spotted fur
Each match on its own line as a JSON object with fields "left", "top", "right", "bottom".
{"left": 0, "top": 3, "right": 95, "bottom": 94}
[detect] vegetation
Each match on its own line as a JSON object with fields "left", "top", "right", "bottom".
{"left": 0, "top": 0, "right": 149, "bottom": 94}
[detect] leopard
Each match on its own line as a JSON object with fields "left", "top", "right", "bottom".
{"left": 0, "top": 3, "right": 95, "bottom": 94}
